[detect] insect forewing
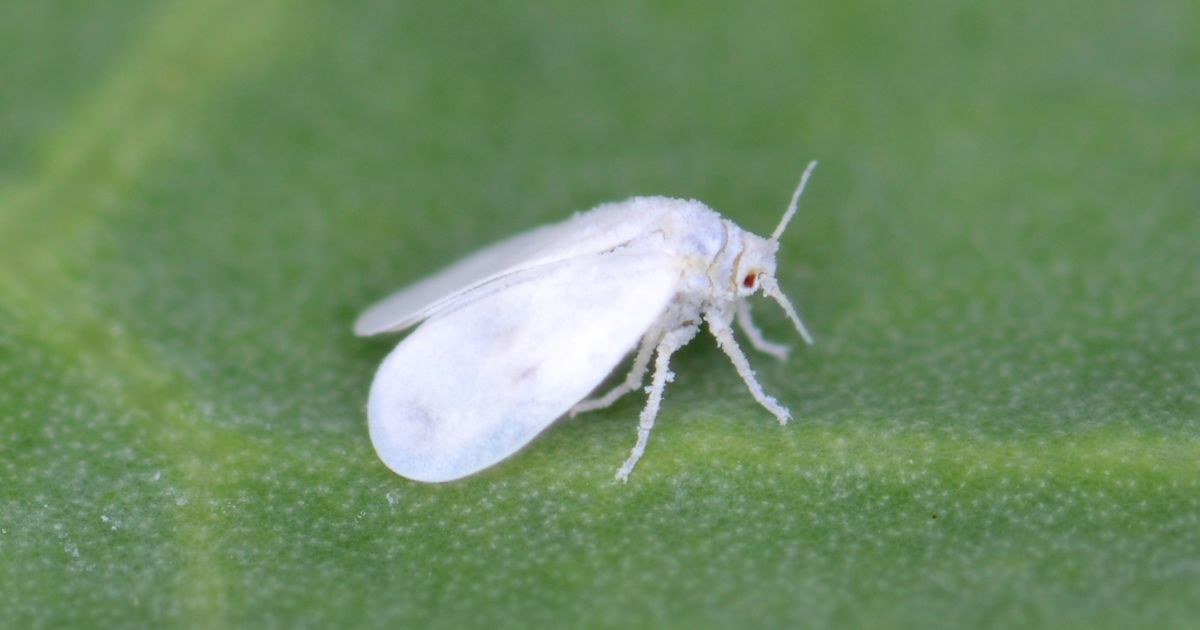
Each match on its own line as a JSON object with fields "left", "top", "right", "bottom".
{"left": 355, "top": 222, "right": 563, "bottom": 335}
{"left": 354, "top": 200, "right": 679, "bottom": 336}
{"left": 368, "top": 244, "right": 680, "bottom": 482}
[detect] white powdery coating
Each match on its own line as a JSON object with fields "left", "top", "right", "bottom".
{"left": 356, "top": 167, "right": 819, "bottom": 483}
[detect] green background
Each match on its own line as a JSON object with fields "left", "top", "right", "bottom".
{"left": 2, "top": 1, "right": 1197, "bottom": 628}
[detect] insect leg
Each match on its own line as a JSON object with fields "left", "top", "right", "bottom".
{"left": 708, "top": 310, "right": 791, "bottom": 424}
{"left": 736, "top": 300, "right": 789, "bottom": 360}
{"left": 570, "top": 328, "right": 662, "bottom": 416}
{"left": 615, "top": 323, "right": 699, "bottom": 482}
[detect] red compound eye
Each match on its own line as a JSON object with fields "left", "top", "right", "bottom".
{"left": 742, "top": 274, "right": 757, "bottom": 289}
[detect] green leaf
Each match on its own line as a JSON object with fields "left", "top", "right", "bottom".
{"left": 2, "top": 1, "right": 1197, "bottom": 628}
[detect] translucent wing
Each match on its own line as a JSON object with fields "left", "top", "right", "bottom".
{"left": 354, "top": 198, "right": 685, "bottom": 336}
{"left": 354, "top": 222, "right": 563, "bottom": 335}
{"left": 367, "top": 244, "right": 680, "bottom": 482}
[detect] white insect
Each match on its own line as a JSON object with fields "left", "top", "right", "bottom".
{"left": 356, "top": 161, "right": 818, "bottom": 483}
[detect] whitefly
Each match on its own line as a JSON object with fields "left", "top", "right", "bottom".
{"left": 356, "top": 161, "right": 819, "bottom": 482}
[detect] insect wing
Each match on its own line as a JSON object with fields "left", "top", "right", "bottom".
{"left": 368, "top": 245, "right": 679, "bottom": 482}
{"left": 354, "top": 200, "right": 679, "bottom": 336}
{"left": 354, "top": 222, "right": 564, "bottom": 336}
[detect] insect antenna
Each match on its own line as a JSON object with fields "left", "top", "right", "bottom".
{"left": 771, "top": 160, "right": 819, "bottom": 241}
{"left": 761, "top": 276, "right": 814, "bottom": 345}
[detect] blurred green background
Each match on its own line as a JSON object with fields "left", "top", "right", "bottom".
{"left": 1, "top": 0, "right": 1197, "bottom": 628}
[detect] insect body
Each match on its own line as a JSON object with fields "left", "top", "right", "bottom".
{"left": 356, "top": 161, "right": 818, "bottom": 482}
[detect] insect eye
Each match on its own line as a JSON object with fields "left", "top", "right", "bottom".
{"left": 742, "top": 273, "right": 757, "bottom": 289}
